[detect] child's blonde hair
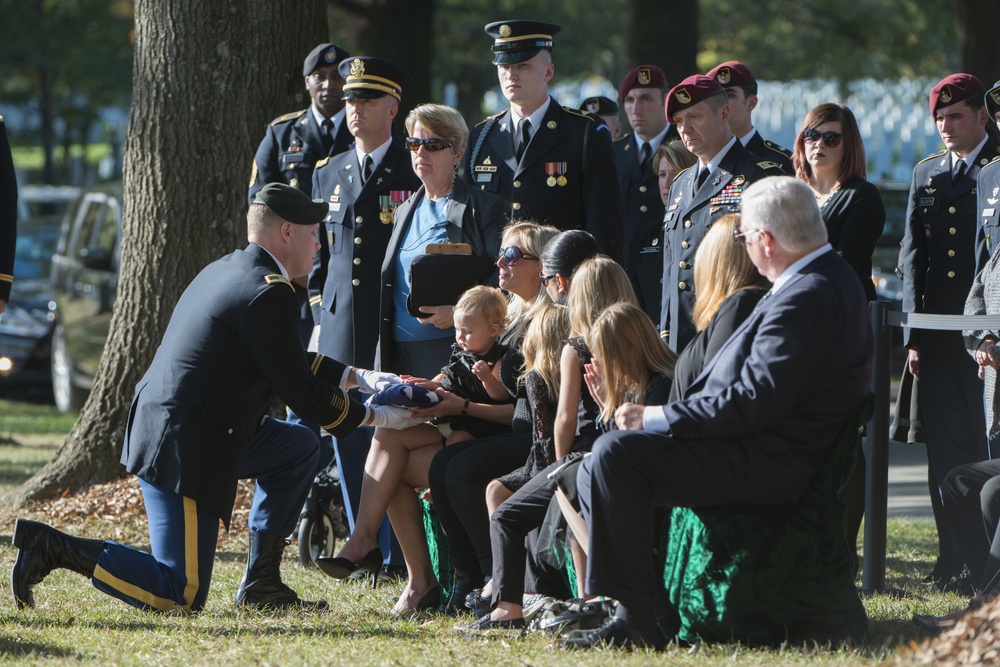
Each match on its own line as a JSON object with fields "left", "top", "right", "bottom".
{"left": 454, "top": 285, "right": 508, "bottom": 332}
{"left": 521, "top": 301, "right": 569, "bottom": 396}
{"left": 587, "top": 303, "right": 677, "bottom": 422}
{"left": 566, "top": 256, "right": 638, "bottom": 336}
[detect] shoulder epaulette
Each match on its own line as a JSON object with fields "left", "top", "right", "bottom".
{"left": 763, "top": 139, "right": 792, "bottom": 157}
{"left": 673, "top": 166, "right": 692, "bottom": 182}
{"left": 315, "top": 157, "right": 331, "bottom": 169}
{"left": 271, "top": 109, "right": 307, "bottom": 126}
{"left": 264, "top": 274, "right": 294, "bottom": 290}
{"left": 614, "top": 132, "right": 633, "bottom": 146}
{"left": 986, "top": 155, "right": 1000, "bottom": 168}
{"left": 917, "top": 149, "right": 948, "bottom": 165}
{"left": 474, "top": 111, "right": 505, "bottom": 127}
{"left": 562, "top": 106, "right": 593, "bottom": 121}
{"left": 757, "top": 161, "right": 782, "bottom": 170}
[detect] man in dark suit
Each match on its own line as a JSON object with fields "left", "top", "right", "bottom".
{"left": 569, "top": 177, "right": 873, "bottom": 650}
{"left": 975, "top": 80, "right": 1000, "bottom": 271}
{"left": 309, "top": 56, "right": 420, "bottom": 577}
{"left": 465, "top": 20, "right": 624, "bottom": 262}
{"left": 901, "top": 73, "right": 999, "bottom": 586}
{"left": 705, "top": 61, "right": 793, "bottom": 174}
{"left": 614, "top": 65, "right": 673, "bottom": 323}
{"left": 660, "top": 75, "right": 783, "bottom": 352}
{"left": 0, "top": 116, "right": 16, "bottom": 314}
{"left": 248, "top": 44, "right": 354, "bottom": 204}
{"left": 10, "top": 184, "right": 416, "bottom": 613}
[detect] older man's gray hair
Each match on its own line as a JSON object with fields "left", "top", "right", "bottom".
{"left": 741, "top": 176, "right": 828, "bottom": 252}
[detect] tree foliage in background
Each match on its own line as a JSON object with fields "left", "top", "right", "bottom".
{"left": 0, "top": 0, "right": 134, "bottom": 184}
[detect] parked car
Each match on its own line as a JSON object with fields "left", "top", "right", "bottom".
{"left": 50, "top": 185, "right": 122, "bottom": 412}
{"left": 0, "top": 220, "right": 60, "bottom": 390}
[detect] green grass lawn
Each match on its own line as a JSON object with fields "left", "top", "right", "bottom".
{"left": 0, "top": 399, "right": 965, "bottom": 665}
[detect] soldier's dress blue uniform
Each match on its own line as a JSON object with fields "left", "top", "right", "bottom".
{"left": 976, "top": 157, "right": 1000, "bottom": 268}
{"left": 248, "top": 107, "right": 353, "bottom": 204}
{"left": 0, "top": 117, "right": 16, "bottom": 306}
{"left": 743, "top": 130, "right": 793, "bottom": 174}
{"left": 465, "top": 100, "right": 625, "bottom": 263}
{"left": 310, "top": 136, "right": 419, "bottom": 564}
{"left": 615, "top": 131, "right": 667, "bottom": 323}
{"left": 900, "top": 140, "right": 999, "bottom": 485}
{"left": 100, "top": 244, "right": 366, "bottom": 611}
{"left": 660, "top": 140, "right": 782, "bottom": 351}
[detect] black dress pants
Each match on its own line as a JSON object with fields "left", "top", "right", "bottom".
{"left": 942, "top": 458, "right": 1000, "bottom": 591}
{"left": 427, "top": 432, "right": 531, "bottom": 580}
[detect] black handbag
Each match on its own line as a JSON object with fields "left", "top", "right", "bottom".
{"left": 406, "top": 246, "right": 495, "bottom": 318}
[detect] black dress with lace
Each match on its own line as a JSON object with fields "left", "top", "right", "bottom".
{"left": 438, "top": 341, "right": 513, "bottom": 438}
{"left": 496, "top": 370, "right": 557, "bottom": 491}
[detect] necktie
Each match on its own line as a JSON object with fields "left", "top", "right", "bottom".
{"left": 361, "top": 154, "right": 373, "bottom": 184}
{"left": 695, "top": 167, "right": 710, "bottom": 193}
{"left": 321, "top": 119, "right": 333, "bottom": 152}
{"left": 953, "top": 160, "right": 967, "bottom": 186}
{"left": 516, "top": 119, "right": 532, "bottom": 161}
{"left": 639, "top": 142, "right": 651, "bottom": 170}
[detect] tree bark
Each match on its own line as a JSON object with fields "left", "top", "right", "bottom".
{"left": 628, "top": 0, "right": 697, "bottom": 88}
{"left": 5, "top": 0, "right": 327, "bottom": 508}
{"left": 952, "top": 0, "right": 1000, "bottom": 87}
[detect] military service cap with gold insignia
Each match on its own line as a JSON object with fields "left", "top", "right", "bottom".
{"left": 930, "top": 73, "right": 984, "bottom": 117}
{"left": 338, "top": 56, "right": 411, "bottom": 102}
{"left": 484, "top": 20, "right": 560, "bottom": 65}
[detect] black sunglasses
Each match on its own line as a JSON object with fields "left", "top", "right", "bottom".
{"left": 802, "top": 128, "right": 843, "bottom": 148}
{"left": 540, "top": 273, "right": 558, "bottom": 286}
{"left": 404, "top": 137, "right": 455, "bottom": 152}
{"left": 498, "top": 246, "right": 538, "bottom": 266}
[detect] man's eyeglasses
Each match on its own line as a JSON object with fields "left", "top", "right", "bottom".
{"left": 733, "top": 228, "right": 763, "bottom": 246}
{"left": 404, "top": 137, "right": 455, "bottom": 153}
{"left": 498, "top": 246, "right": 538, "bottom": 266}
{"left": 802, "top": 128, "right": 843, "bottom": 148}
{"left": 540, "top": 273, "right": 558, "bottom": 286}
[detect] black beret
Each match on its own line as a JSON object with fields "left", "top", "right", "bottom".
{"left": 303, "top": 44, "right": 350, "bottom": 77}
{"left": 253, "top": 183, "right": 327, "bottom": 225}
{"left": 580, "top": 96, "right": 619, "bottom": 116}
{"left": 484, "top": 20, "right": 560, "bottom": 65}
{"left": 339, "top": 56, "right": 411, "bottom": 101}
{"left": 986, "top": 80, "right": 1000, "bottom": 119}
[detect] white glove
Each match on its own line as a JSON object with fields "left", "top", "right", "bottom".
{"left": 365, "top": 405, "right": 422, "bottom": 430}
{"left": 355, "top": 368, "right": 402, "bottom": 394}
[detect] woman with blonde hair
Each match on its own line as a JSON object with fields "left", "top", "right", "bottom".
{"left": 670, "top": 213, "right": 770, "bottom": 399}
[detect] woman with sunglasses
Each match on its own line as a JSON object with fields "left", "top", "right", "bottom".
{"left": 329, "top": 221, "right": 559, "bottom": 614}
{"left": 792, "top": 103, "right": 885, "bottom": 302}
{"left": 375, "top": 103, "right": 509, "bottom": 377}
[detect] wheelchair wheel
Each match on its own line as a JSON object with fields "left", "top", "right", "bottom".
{"left": 297, "top": 512, "right": 336, "bottom": 566}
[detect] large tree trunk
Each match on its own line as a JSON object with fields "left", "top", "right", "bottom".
{"left": 952, "top": 0, "right": 1000, "bottom": 87}
{"left": 5, "top": 0, "right": 327, "bottom": 508}
{"left": 628, "top": 0, "right": 697, "bottom": 88}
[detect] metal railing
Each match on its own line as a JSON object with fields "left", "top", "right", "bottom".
{"left": 863, "top": 302, "right": 1000, "bottom": 591}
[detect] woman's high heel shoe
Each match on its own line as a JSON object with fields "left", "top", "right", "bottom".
{"left": 316, "top": 547, "right": 383, "bottom": 588}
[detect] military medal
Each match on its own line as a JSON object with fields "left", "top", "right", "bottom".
{"left": 546, "top": 162, "right": 567, "bottom": 187}
{"left": 545, "top": 162, "right": 557, "bottom": 187}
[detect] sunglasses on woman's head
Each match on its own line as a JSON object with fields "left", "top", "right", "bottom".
{"left": 802, "top": 128, "right": 843, "bottom": 148}
{"left": 404, "top": 137, "right": 454, "bottom": 152}
{"left": 498, "top": 246, "right": 538, "bottom": 266}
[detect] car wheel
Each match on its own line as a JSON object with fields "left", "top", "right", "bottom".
{"left": 297, "top": 512, "right": 337, "bottom": 566}
{"left": 51, "top": 325, "right": 87, "bottom": 413}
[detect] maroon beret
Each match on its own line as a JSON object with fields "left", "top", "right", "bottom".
{"left": 618, "top": 65, "right": 668, "bottom": 101}
{"left": 665, "top": 75, "right": 726, "bottom": 119}
{"left": 706, "top": 61, "right": 755, "bottom": 88}
{"left": 930, "top": 73, "right": 985, "bottom": 117}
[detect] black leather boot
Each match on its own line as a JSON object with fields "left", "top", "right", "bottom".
{"left": 444, "top": 570, "right": 480, "bottom": 616}
{"left": 234, "top": 530, "right": 327, "bottom": 610}
{"left": 11, "top": 518, "right": 105, "bottom": 609}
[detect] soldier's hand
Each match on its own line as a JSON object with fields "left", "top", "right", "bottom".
{"left": 355, "top": 368, "right": 402, "bottom": 394}
{"left": 365, "top": 405, "right": 424, "bottom": 430}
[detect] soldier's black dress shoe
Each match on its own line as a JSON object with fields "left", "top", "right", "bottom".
{"left": 561, "top": 615, "right": 666, "bottom": 651}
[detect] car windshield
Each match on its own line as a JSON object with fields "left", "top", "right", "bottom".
{"left": 13, "top": 224, "right": 59, "bottom": 280}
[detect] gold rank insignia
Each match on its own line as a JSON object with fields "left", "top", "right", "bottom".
{"left": 547, "top": 120, "right": 557, "bottom": 129}
{"left": 638, "top": 68, "right": 651, "bottom": 85}
{"left": 350, "top": 58, "right": 365, "bottom": 77}
{"left": 939, "top": 86, "right": 953, "bottom": 104}
{"left": 716, "top": 68, "right": 731, "bottom": 85}
{"left": 265, "top": 274, "right": 293, "bottom": 290}
{"left": 674, "top": 88, "right": 691, "bottom": 105}
{"left": 499, "top": 24, "right": 511, "bottom": 37}
{"left": 483, "top": 156, "right": 492, "bottom": 165}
